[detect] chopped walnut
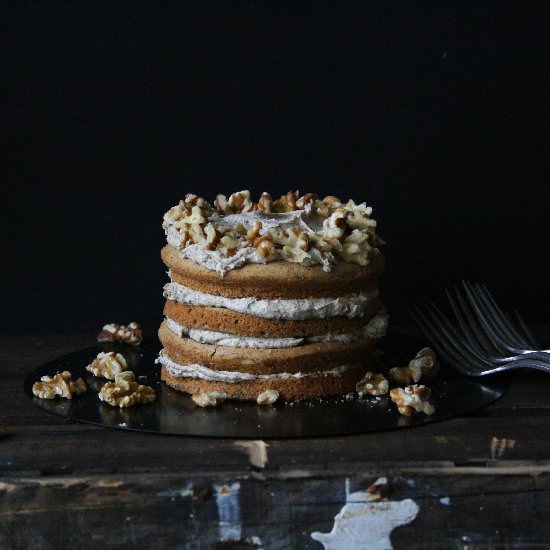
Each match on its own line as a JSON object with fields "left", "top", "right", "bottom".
{"left": 256, "top": 389, "right": 279, "bottom": 405}
{"left": 32, "top": 371, "right": 87, "bottom": 400}
{"left": 228, "top": 190, "right": 255, "bottom": 213}
{"left": 390, "top": 385, "right": 435, "bottom": 416}
{"left": 246, "top": 220, "right": 263, "bottom": 242}
{"left": 99, "top": 371, "right": 156, "bottom": 408}
{"left": 97, "top": 322, "right": 143, "bottom": 345}
{"left": 388, "top": 347, "right": 440, "bottom": 385}
{"left": 356, "top": 371, "right": 389, "bottom": 396}
{"left": 254, "top": 234, "right": 276, "bottom": 258}
{"left": 191, "top": 390, "right": 227, "bottom": 407}
{"left": 86, "top": 351, "right": 127, "bottom": 380}
{"left": 257, "top": 192, "right": 273, "bottom": 213}
{"left": 296, "top": 193, "right": 318, "bottom": 209}
{"left": 272, "top": 191, "right": 299, "bottom": 212}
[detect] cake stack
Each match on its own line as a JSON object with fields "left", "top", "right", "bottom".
{"left": 157, "top": 190, "right": 387, "bottom": 402}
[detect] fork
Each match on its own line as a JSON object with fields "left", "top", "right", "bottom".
{"left": 408, "top": 286, "right": 550, "bottom": 377}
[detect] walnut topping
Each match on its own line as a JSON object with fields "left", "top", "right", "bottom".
{"left": 388, "top": 347, "right": 440, "bottom": 385}
{"left": 163, "top": 190, "right": 383, "bottom": 269}
{"left": 99, "top": 371, "right": 156, "bottom": 408}
{"left": 97, "top": 322, "right": 143, "bottom": 345}
{"left": 32, "top": 371, "right": 87, "bottom": 400}
{"left": 86, "top": 352, "right": 127, "bottom": 380}
{"left": 256, "top": 389, "right": 279, "bottom": 405}
{"left": 390, "top": 385, "right": 435, "bottom": 416}
{"left": 355, "top": 371, "right": 389, "bottom": 396}
{"left": 191, "top": 390, "right": 227, "bottom": 407}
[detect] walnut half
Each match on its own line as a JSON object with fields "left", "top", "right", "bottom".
{"left": 191, "top": 391, "right": 227, "bottom": 407}
{"left": 390, "top": 384, "right": 435, "bottom": 416}
{"left": 355, "top": 372, "right": 389, "bottom": 396}
{"left": 97, "top": 322, "right": 143, "bottom": 345}
{"left": 388, "top": 347, "right": 440, "bottom": 385}
{"left": 32, "top": 371, "right": 87, "bottom": 400}
{"left": 256, "top": 389, "right": 279, "bottom": 405}
{"left": 99, "top": 371, "right": 155, "bottom": 408}
{"left": 86, "top": 351, "right": 127, "bottom": 380}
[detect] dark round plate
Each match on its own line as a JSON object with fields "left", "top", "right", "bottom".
{"left": 24, "top": 333, "right": 508, "bottom": 438}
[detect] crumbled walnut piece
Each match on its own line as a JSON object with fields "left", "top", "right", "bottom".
{"left": 322, "top": 195, "right": 342, "bottom": 207}
{"left": 191, "top": 390, "right": 227, "bottom": 407}
{"left": 97, "top": 322, "right": 143, "bottom": 345}
{"left": 339, "top": 229, "right": 371, "bottom": 266}
{"left": 272, "top": 191, "right": 299, "bottom": 212}
{"left": 32, "top": 371, "right": 87, "bottom": 400}
{"left": 99, "top": 371, "right": 156, "bottom": 408}
{"left": 203, "top": 222, "right": 222, "bottom": 249}
{"left": 257, "top": 192, "right": 273, "bottom": 213}
{"left": 86, "top": 352, "right": 127, "bottom": 380}
{"left": 296, "top": 193, "right": 318, "bottom": 209}
{"left": 218, "top": 234, "right": 243, "bottom": 257}
{"left": 390, "top": 385, "right": 435, "bottom": 416}
{"left": 246, "top": 220, "right": 263, "bottom": 242}
{"left": 256, "top": 390, "right": 279, "bottom": 405}
{"left": 388, "top": 347, "right": 440, "bottom": 385}
{"left": 319, "top": 207, "right": 348, "bottom": 240}
{"left": 228, "top": 190, "right": 255, "bottom": 213}
{"left": 214, "top": 194, "right": 231, "bottom": 214}
{"left": 254, "top": 234, "right": 276, "bottom": 258}
{"left": 356, "top": 371, "right": 389, "bottom": 396}
{"left": 184, "top": 193, "right": 210, "bottom": 209}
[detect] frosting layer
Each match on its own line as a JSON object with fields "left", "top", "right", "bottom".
{"left": 163, "top": 281, "right": 378, "bottom": 320}
{"left": 156, "top": 351, "right": 351, "bottom": 383}
{"left": 165, "top": 310, "right": 388, "bottom": 348}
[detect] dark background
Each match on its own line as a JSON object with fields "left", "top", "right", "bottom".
{"left": 2, "top": 1, "right": 549, "bottom": 334}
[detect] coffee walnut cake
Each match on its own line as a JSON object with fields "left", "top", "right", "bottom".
{"left": 156, "top": 190, "right": 387, "bottom": 403}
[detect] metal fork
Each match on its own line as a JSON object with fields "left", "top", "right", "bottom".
{"left": 409, "top": 287, "right": 550, "bottom": 377}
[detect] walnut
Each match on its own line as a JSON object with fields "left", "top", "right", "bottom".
{"left": 319, "top": 207, "right": 348, "bottom": 240}
{"left": 257, "top": 192, "right": 273, "bottom": 213}
{"left": 97, "top": 322, "right": 143, "bottom": 345}
{"left": 338, "top": 229, "right": 371, "bottom": 266}
{"left": 99, "top": 371, "right": 156, "bottom": 408}
{"left": 256, "top": 389, "right": 279, "bottom": 405}
{"left": 32, "top": 371, "right": 87, "bottom": 400}
{"left": 272, "top": 191, "right": 299, "bottom": 212}
{"left": 390, "top": 385, "right": 435, "bottom": 416}
{"left": 203, "top": 222, "right": 222, "bottom": 250}
{"left": 345, "top": 200, "right": 377, "bottom": 230}
{"left": 184, "top": 193, "right": 210, "bottom": 210}
{"left": 296, "top": 193, "right": 318, "bottom": 209}
{"left": 214, "top": 194, "right": 231, "bottom": 214}
{"left": 254, "top": 234, "right": 276, "bottom": 258}
{"left": 86, "top": 351, "right": 127, "bottom": 380}
{"left": 246, "top": 220, "right": 263, "bottom": 242}
{"left": 191, "top": 390, "right": 227, "bottom": 407}
{"left": 322, "top": 195, "right": 342, "bottom": 207}
{"left": 218, "top": 234, "right": 243, "bottom": 257}
{"left": 388, "top": 347, "right": 439, "bottom": 385}
{"left": 228, "top": 190, "right": 255, "bottom": 213}
{"left": 355, "top": 371, "right": 389, "bottom": 396}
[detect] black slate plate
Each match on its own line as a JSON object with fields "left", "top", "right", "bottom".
{"left": 24, "top": 333, "right": 507, "bottom": 438}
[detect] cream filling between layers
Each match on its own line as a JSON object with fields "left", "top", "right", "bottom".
{"left": 163, "top": 281, "right": 378, "bottom": 320}
{"left": 165, "top": 309, "right": 388, "bottom": 348}
{"left": 156, "top": 351, "right": 352, "bottom": 383}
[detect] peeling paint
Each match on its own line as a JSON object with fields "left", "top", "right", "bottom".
{"left": 311, "top": 481, "right": 419, "bottom": 550}
{"left": 214, "top": 481, "right": 242, "bottom": 542}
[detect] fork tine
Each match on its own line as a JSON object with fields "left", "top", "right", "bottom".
{"left": 513, "top": 309, "right": 540, "bottom": 349}
{"left": 475, "top": 283, "right": 530, "bottom": 349}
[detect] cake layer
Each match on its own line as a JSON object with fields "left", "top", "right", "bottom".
{"left": 164, "top": 312, "right": 388, "bottom": 348}
{"left": 159, "top": 321, "right": 378, "bottom": 374}
{"left": 163, "top": 299, "right": 381, "bottom": 337}
{"left": 162, "top": 245, "right": 384, "bottom": 299}
{"left": 160, "top": 361, "right": 379, "bottom": 401}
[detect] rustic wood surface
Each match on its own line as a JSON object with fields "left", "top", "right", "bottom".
{"left": 1, "top": 329, "right": 550, "bottom": 549}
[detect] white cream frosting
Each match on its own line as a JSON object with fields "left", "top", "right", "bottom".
{"left": 163, "top": 281, "right": 378, "bottom": 320}
{"left": 156, "top": 351, "right": 351, "bottom": 383}
{"left": 165, "top": 309, "right": 388, "bottom": 349}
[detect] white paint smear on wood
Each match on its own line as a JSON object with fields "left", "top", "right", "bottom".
{"left": 311, "top": 488, "right": 419, "bottom": 550}
{"left": 214, "top": 481, "right": 242, "bottom": 542}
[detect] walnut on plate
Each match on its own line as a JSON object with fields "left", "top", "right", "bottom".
{"left": 86, "top": 351, "right": 127, "bottom": 380}
{"left": 390, "top": 384, "right": 435, "bottom": 416}
{"left": 256, "top": 389, "right": 279, "bottom": 405}
{"left": 191, "top": 390, "right": 227, "bottom": 407}
{"left": 32, "top": 371, "right": 87, "bottom": 400}
{"left": 355, "top": 371, "right": 389, "bottom": 396}
{"left": 99, "top": 371, "right": 155, "bottom": 408}
{"left": 388, "top": 347, "right": 439, "bottom": 385}
{"left": 97, "top": 322, "right": 143, "bottom": 345}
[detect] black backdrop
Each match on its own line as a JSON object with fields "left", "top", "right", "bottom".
{"left": 2, "top": 1, "right": 549, "bottom": 334}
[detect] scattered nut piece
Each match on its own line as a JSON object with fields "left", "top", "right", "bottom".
{"left": 390, "top": 385, "right": 435, "bottom": 416}
{"left": 99, "top": 371, "right": 156, "bottom": 408}
{"left": 32, "top": 371, "right": 87, "bottom": 400}
{"left": 257, "top": 192, "right": 273, "bottom": 213}
{"left": 388, "top": 347, "right": 440, "bottom": 385}
{"left": 356, "top": 372, "right": 389, "bottom": 396}
{"left": 191, "top": 390, "right": 228, "bottom": 407}
{"left": 97, "top": 322, "right": 143, "bottom": 345}
{"left": 256, "top": 390, "right": 279, "bottom": 405}
{"left": 366, "top": 477, "right": 389, "bottom": 501}
{"left": 86, "top": 351, "right": 127, "bottom": 380}
{"left": 272, "top": 191, "right": 299, "bottom": 212}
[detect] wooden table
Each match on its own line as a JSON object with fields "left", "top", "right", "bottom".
{"left": 2, "top": 331, "right": 550, "bottom": 549}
